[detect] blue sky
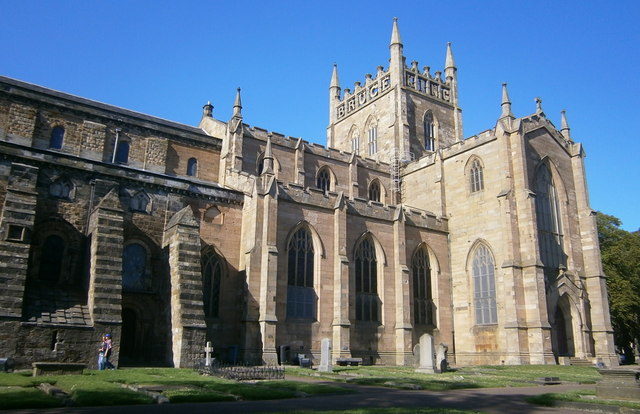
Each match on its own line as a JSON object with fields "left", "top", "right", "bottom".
{"left": 2, "top": 1, "right": 638, "bottom": 231}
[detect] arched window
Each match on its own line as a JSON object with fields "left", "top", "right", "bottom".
{"left": 317, "top": 167, "right": 331, "bottom": 192}
{"left": 369, "top": 180, "right": 381, "bottom": 202}
{"left": 412, "top": 247, "right": 432, "bottom": 325}
{"left": 423, "top": 113, "right": 435, "bottom": 151}
{"left": 535, "top": 163, "right": 565, "bottom": 271}
{"left": 367, "top": 126, "right": 378, "bottom": 156}
{"left": 50, "top": 126, "right": 65, "bottom": 149}
{"left": 122, "top": 243, "right": 149, "bottom": 291}
{"left": 354, "top": 237, "right": 379, "bottom": 322}
{"left": 351, "top": 133, "right": 360, "bottom": 155}
{"left": 470, "top": 159, "right": 484, "bottom": 192}
{"left": 115, "top": 140, "right": 130, "bottom": 164}
{"left": 473, "top": 245, "right": 497, "bottom": 325}
{"left": 187, "top": 158, "right": 198, "bottom": 177}
{"left": 287, "top": 227, "right": 315, "bottom": 319}
{"left": 39, "top": 235, "right": 65, "bottom": 282}
{"left": 201, "top": 249, "right": 223, "bottom": 318}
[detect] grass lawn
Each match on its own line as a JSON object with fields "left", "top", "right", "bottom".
{"left": 0, "top": 365, "right": 603, "bottom": 410}
{"left": 0, "top": 368, "right": 351, "bottom": 409}
{"left": 526, "top": 388, "right": 640, "bottom": 410}
{"left": 286, "top": 364, "right": 601, "bottom": 390}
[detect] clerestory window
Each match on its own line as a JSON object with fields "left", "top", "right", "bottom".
{"left": 470, "top": 159, "right": 484, "bottom": 192}
{"left": 50, "top": 126, "right": 65, "bottom": 149}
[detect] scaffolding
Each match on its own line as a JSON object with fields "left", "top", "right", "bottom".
{"left": 390, "top": 151, "right": 414, "bottom": 205}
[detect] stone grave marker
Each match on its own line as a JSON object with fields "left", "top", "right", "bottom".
{"left": 415, "top": 333, "right": 435, "bottom": 374}
{"left": 318, "top": 338, "right": 332, "bottom": 372}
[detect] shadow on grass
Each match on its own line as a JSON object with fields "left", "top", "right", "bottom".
{"left": 0, "top": 387, "right": 63, "bottom": 410}
{"left": 69, "top": 387, "right": 154, "bottom": 407}
{"left": 346, "top": 377, "right": 481, "bottom": 391}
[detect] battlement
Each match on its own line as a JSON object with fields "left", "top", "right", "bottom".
{"left": 335, "top": 66, "right": 392, "bottom": 121}
{"left": 403, "top": 60, "right": 453, "bottom": 105}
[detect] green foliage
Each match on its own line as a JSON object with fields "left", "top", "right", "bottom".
{"left": 596, "top": 212, "right": 640, "bottom": 356}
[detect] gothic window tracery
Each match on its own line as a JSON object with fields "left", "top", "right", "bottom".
{"left": 470, "top": 159, "right": 484, "bottom": 192}
{"left": 201, "top": 248, "right": 223, "bottom": 318}
{"left": 369, "top": 180, "right": 381, "bottom": 202}
{"left": 317, "top": 167, "right": 331, "bottom": 192}
{"left": 287, "top": 227, "right": 315, "bottom": 319}
{"left": 355, "top": 236, "right": 379, "bottom": 322}
{"left": 472, "top": 244, "right": 497, "bottom": 325}
{"left": 535, "top": 163, "right": 565, "bottom": 276}
{"left": 50, "top": 126, "right": 64, "bottom": 149}
{"left": 187, "top": 157, "right": 198, "bottom": 177}
{"left": 412, "top": 247, "right": 433, "bottom": 325}
{"left": 423, "top": 112, "right": 435, "bottom": 151}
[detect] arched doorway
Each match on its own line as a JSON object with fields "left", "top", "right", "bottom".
{"left": 119, "top": 308, "right": 139, "bottom": 365}
{"left": 552, "top": 296, "right": 575, "bottom": 358}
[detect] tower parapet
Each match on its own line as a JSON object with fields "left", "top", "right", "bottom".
{"left": 404, "top": 60, "right": 454, "bottom": 106}
{"left": 335, "top": 68, "right": 392, "bottom": 121}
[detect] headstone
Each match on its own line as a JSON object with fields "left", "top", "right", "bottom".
{"left": 436, "top": 343, "right": 448, "bottom": 373}
{"left": 596, "top": 369, "right": 640, "bottom": 401}
{"left": 412, "top": 343, "right": 420, "bottom": 368}
{"left": 415, "top": 333, "right": 435, "bottom": 374}
{"left": 204, "top": 341, "right": 214, "bottom": 367}
{"left": 319, "top": 338, "right": 332, "bottom": 372}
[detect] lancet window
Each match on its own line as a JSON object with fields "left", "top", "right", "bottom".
{"left": 368, "top": 126, "right": 378, "bottom": 156}
{"left": 287, "top": 227, "right": 315, "bottom": 319}
{"left": 535, "top": 163, "right": 565, "bottom": 271}
{"left": 423, "top": 113, "right": 435, "bottom": 151}
{"left": 470, "top": 159, "right": 484, "bottom": 192}
{"left": 473, "top": 244, "right": 497, "bottom": 325}
{"left": 369, "top": 180, "right": 381, "bottom": 202}
{"left": 202, "top": 249, "right": 223, "bottom": 318}
{"left": 317, "top": 167, "right": 331, "bottom": 192}
{"left": 412, "top": 247, "right": 433, "bottom": 325}
{"left": 355, "top": 237, "right": 379, "bottom": 322}
{"left": 187, "top": 157, "right": 198, "bottom": 177}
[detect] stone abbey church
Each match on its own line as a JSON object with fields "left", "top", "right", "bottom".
{"left": 0, "top": 19, "right": 617, "bottom": 369}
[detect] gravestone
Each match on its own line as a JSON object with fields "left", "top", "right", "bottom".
{"left": 318, "top": 338, "right": 332, "bottom": 372}
{"left": 204, "top": 341, "right": 214, "bottom": 367}
{"left": 436, "top": 343, "right": 448, "bottom": 373}
{"left": 596, "top": 369, "right": 640, "bottom": 401}
{"left": 415, "top": 333, "right": 435, "bottom": 374}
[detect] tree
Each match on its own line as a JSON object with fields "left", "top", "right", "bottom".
{"left": 596, "top": 212, "right": 640, "bottom": 363}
